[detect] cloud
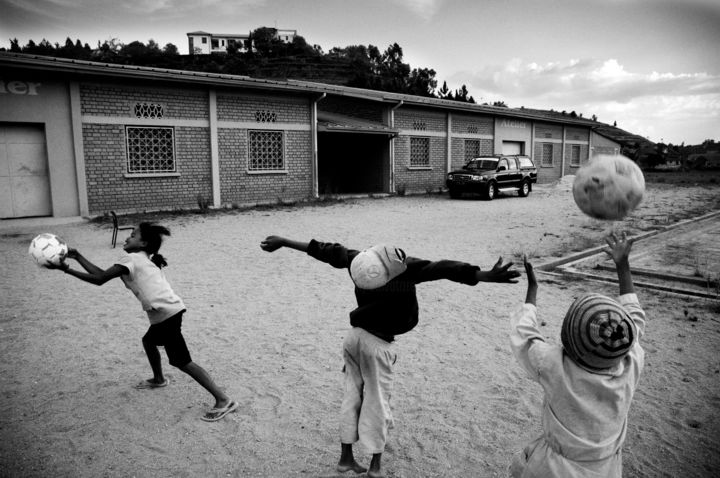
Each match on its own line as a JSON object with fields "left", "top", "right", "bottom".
{"left": 1, "top": 0, "right": 268, "bottom": 23}
{"left": 390, "top": 0, "right": 445, "bottom": 21}
{"left": 449, "top": 58, "right": 720, "bottom": 143}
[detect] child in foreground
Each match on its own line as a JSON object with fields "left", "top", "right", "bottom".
{"left": 261, "top": 235, "right": 519, "bottom": 478}
{"left": 509, "top": 232, "right": 646, "bottom": 477}
{"left": 55, "top": 222, "right": 237, "bottom": 422}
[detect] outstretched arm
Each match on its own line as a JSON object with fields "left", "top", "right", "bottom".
{"left": 603, "top": 232, "right": 634, "bottom": 295}
{"left": 261, "top": 236, "right": 355, "bottom": 270}
{"left": 48, "top": 249, "right": 126, "bottom": 285}
{"left": 260, "top": 236, "right": 309, "bottom": 253}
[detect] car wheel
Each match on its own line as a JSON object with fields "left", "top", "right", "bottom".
{"left": 518, "top": 180, "right": 531, "bottom": 197}
{"left": 484, "top": 182, "right": 497, "bottom": 200}
{"left": 449, "top": 188, "right": 461, "bottom": 199}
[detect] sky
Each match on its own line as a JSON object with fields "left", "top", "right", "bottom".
{"left": 1, "top": 0, "right": 719, "bottom": 145}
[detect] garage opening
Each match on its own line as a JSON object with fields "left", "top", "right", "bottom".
{"left": 0, "top": 123, "right": 52, "bottom": 218}
{"left": 316, "top": 112, "right": 397, "bottom": 195}
{"left": 502, "top": 141, "right": 524, "bottom": 155}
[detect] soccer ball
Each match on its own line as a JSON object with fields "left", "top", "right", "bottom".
{"left": 28, "top": 233, "right": 68, "bottom": 267}
{"left": 572, "top": 155, "right": 645, "bottom": 220}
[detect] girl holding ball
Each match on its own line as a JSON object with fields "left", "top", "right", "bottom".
{"left": 55, "top": 222, "right": 237, "bottom": 422}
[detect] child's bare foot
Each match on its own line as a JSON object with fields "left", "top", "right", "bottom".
{"left": 367, "top": 469, "right": 386, "bottom": 478}
{"left": 336, "top": 460, "right": 367, "bottom": 474}
{"left": 134, "top": 378, "right": 168, "bottom": 389}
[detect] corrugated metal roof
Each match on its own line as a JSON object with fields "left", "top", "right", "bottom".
{"left": 0, "top": 52, "right": 616, "bottom": 130}
{"left": 317, "top": 111, "right": 398, "bottom": 136}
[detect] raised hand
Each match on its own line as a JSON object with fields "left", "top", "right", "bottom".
{"left": 603, "top": 231, "right": 633, "bottom": 265}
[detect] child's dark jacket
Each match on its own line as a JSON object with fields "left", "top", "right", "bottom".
{"left": 307, "top": 239, "right": 482, "bottom": 341}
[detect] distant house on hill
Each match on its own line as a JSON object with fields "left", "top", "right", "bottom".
{"left": 187, "top": 29, "right": 297, "bottom": 55}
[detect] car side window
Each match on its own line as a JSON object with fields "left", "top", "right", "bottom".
{"left": 507, "top": 158, "right": 518, "bottom": 170}
{"left": 518, "top": 157, "right": 534, "bottom": 168}
{"left": 498, "top": 159, "right": 508, "bottom": 170}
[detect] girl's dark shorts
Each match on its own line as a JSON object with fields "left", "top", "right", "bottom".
{"left": 143, "top": 311, "right": 192, "bottom": 368}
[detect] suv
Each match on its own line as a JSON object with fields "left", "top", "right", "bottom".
{"left": 446, "top": 155, "right": 538, "bottom": 200}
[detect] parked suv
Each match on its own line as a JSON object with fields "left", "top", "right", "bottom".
{"left": 446, "top": 155, "right": 538, "bottom": 200}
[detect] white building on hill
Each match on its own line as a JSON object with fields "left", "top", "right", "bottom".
{"left": 187, "top": 29, "right": 297, "bottom": 55}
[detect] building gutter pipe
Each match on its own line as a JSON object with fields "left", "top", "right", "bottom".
{"left": 311, "top": 93, "right": 326, "bottom": 198}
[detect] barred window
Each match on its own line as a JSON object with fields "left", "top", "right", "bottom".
{"left": 412, "top": 121, "right": 427, "bottom": 131}
{"left": 248, "top": 130, "right": 284, "bottom": 171}
{"left": 465, "top": 139, "right": 480, "bottom": 162}
{"left": 570, "top": 145, "right": 581, "bottom": 166}
{"left": 125, "top": 126, "right": 176, "bottom": 174}
{"left": 410, "top": 137, "right": 430, "bottom": 167}
{"left": 541, "top": 143, "right": 554, "bottom": 166}
{"left": 134, "top": 102, "right": 164, "bottom": 119}
{"left": 467, "top": 125, "right": 479, "bottom": 134}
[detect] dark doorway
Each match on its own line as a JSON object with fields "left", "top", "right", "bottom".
{"left": 318, "top": 133, "right": 389, "bottom": 195}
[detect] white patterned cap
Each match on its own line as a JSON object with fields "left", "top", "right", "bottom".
{"left": 350, "top": 244, "right": 407, "bottom": 290}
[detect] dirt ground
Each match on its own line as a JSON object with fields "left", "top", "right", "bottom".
{"left": 1, "top": 170, "right": 719, "bottom": 477}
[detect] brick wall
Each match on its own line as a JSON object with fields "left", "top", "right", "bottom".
{"left": 81, "top": 84, "right": 208, "bottom": 119}
{"left": 534, "top": 141, "right": 563, "bottom": 183}
{"left": 566, "top": 126, "right": 589, "bottom": 141}
{"left": 395, "top": 107, "right": 445, "bottom": 132}
{"left": 451, "top": 114, "right": 493, "bottom": 135}
{"left": 83, "top": 124, "right": 212, "bottom": 214}
{"left": 318, "top": 97, "right": 384, "bottom": 123}
{"left": 450, "top": 138, "right": 493, "bottom": 171}
{"left": 218, "top": 92, "right": 310, "bottom": 123}
{"left": 218, "top": 129, "right": 312, "bottom": 205}
{"left": 565, "top": 143, "right": 590, "bottom": 174}
{"left": 394, "top": 136, "right": 447, "bottom": 193}
{"left": 535, "top": 123, "right": 562, "bottom": 140}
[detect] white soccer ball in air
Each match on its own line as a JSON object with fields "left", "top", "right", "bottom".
{"left": 572, "top": 155, "right": 645, "bottom": 220}
{"left": 28, "top": 233, "right": 68, "bottom": 267}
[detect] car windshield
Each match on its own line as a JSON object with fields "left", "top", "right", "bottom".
{"left": 464, "top": 159, "right": 498, "bottom": 171}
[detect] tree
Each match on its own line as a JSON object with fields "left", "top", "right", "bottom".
{"left": 437, "top": 81, "right": 451, "bottom": 100}
{"left": 407, "top": 67, "right": 437, "bottom": 97}
{"left": 163, "top": 43, "right": 179, "bottom": 56}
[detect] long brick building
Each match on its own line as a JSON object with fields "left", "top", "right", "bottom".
{"left": 0, "top": 52, "right": 623, "bottom": 219}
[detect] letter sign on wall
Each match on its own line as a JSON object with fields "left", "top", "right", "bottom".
{"left": 0, "top": 80, "right": 42, "bottom": 95}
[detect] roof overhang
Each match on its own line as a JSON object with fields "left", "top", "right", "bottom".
{"left": 317, "top": 111, "right": 398, "bottom": 136}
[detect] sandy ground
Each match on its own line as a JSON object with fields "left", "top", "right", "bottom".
{"left": 1, "top": 175, "right": 719, "bottom": 477}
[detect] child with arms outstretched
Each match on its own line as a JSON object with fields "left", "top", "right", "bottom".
{"left": 261, "top": 235, "right": 519, "bottom": 477}
{"left": 55, "top": 222, "right": 237, "bottom": 422}
{"left": 510, "top": 232, "right": 646, "bottom": 477}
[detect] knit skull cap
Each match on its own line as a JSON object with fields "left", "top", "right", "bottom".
{"left": 350, "top": 244, "right": 407, "bottom": 290}
{"left": 561, "top": 293, "right": 637, "bottom": 370}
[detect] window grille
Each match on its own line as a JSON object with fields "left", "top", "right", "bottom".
{"left": 465, "top": 139, "right": 480, "bottom": 162}
{"left": 467, "top": 125, "right": 478, "bottom": 134}
{"left": 134, "top": 103, "right": 164, "bottom": 119}
{"left": 412, "top": 121, "right": 427, "bottom": 131}
{"left": 410, "top": 137, "right": 430, "bottom": 167}
{"left": 255, "top": 110, "right": 277, "bottom": 122}
{"left": 125, "top": 126, "right": 176, "bottom": 173}
{"left": 541, "top": 143, "right": 554, "bottom": 166}
{"left": 248, "top": 130, "right": 284, "bottom": 171}
{"left": 571, "top": 145, "right": 581, "bottom": 166}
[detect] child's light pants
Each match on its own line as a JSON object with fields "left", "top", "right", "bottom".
{"left": 340, "top": 327, "right": 396, "bottom": 454}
